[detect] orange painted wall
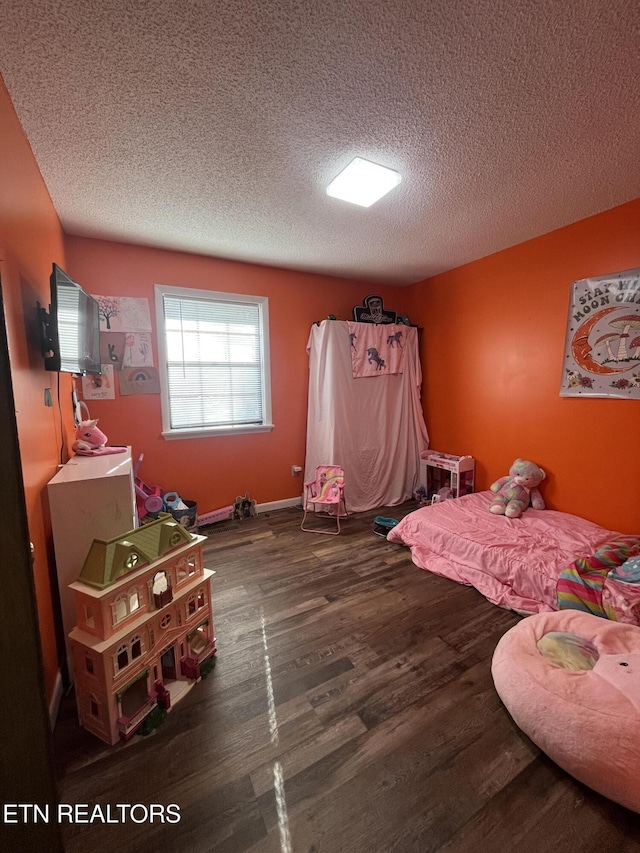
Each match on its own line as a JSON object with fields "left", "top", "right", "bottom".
{"left": 65, "top": 237, "right": 409, "bottom": 516}
{"left": 0, "top": 76, "right": 73, "bottom": 700}
{"left": 406, "top": 199, "right": 640, "bottom": 532}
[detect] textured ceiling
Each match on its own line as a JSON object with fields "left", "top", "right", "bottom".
{"left": 1, "top": 0, "right": 639, "bottom": 285}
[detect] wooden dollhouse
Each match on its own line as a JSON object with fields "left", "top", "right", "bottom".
{"left": 68, "top": 514, "right": 216, "bottom": 745}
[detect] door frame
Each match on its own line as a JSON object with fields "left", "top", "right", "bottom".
{"left": 0, "top": 275, "right": 64, "bottom": 850}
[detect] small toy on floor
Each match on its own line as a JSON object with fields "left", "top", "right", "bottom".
{"left": 431, "top": 485, "right": 454, "bottom": 504}
{"left": 373, "top": 516, "right": 399, "bottom": 537}
{"left": 234, "top": 491, "right": 257, "bottom": 519}
{"left": 413, "top": 485, "right": 429, "bottom": 504}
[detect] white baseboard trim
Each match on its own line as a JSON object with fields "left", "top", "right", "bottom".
{"left": 256, "top": 497, "right": 302, "bottom": 514}
{"left": 49, "top": 669, "right": 63, "bottom": 729}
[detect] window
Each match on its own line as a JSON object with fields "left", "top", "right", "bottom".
{"left": 177, "top": 556, "right": 197, "bottom": 583}
{"left": 155, "top": 285, "right": 273, "bottom": 438}
{"left": 124, "top": 553, "right": 140, "bottom": 571}
{"left": 152, "top": 571, "right": 169, "bottom": 596}
{"left": 152, "top": 570, "right": 173, "bottom": 608}
{"left": 116, "top": 644, "right": 129, "bottom": 672}
{"left": 118, "top": 672, "right": 150, "bottom": 720}
{"left": 112, "top": 588, "right": 141, "bottom": 626}
{"left": 131, "top": 635, "right": 142, "bottom": 659}
{"left": 189, "top": 625, "right": 208, "bottom": 655}
{"left": 113, "top": 596, "right": 129, "bottom": 625}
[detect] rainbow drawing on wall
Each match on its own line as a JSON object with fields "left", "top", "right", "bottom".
{"left": 118, "top": 365, "right": 161, "bottom": 395}
{"left": 560, "top": 268, "right": 640, "bottom": 398}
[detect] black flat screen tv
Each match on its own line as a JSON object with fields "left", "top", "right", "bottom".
{"left": 38, "top": 263, "right": 101, "bottom": 375}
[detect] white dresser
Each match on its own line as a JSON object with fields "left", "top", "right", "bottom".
{"left": 47, "top": 447, "right": 137, "bottom": 677}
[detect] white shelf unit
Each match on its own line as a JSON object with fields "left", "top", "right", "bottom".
{"left": 419, "top": 451, "right": 475, "bottom": 500}
{"left": 47, "top": 448, "right": 137, "bottom": 678}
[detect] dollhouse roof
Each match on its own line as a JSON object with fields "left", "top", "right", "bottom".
{"left": 77, "top": 513, "right": 195, "bottom": 590}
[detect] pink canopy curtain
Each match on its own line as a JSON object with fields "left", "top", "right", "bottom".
{"left": 304, "top": 320, "right": 429, "bottom": 512}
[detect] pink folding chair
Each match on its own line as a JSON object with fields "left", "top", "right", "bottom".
{"left": 301, "top": 465, "right": 348, "bottom": 535}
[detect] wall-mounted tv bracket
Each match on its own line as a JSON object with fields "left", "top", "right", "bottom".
{"left": 36, "top": 301, "right": 55, "bottom": 359}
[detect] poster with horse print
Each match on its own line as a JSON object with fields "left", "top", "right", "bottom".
{"left": 560, "top": 268, "right": 640, "bottom": 398}
{"left": 348, "top": 322, "right": 406, "bottom": 378}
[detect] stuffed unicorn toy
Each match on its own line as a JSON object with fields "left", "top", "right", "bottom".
{"left": 72, "top": 419, "right": 126, "bottom": 457}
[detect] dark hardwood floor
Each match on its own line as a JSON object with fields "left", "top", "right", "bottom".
{"left": 53, "top": 504, "right": 640, "bottom": 852}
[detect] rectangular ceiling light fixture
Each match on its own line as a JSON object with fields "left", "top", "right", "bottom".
{"left": 326, "top": 157, "right": 402, "bottom": 207}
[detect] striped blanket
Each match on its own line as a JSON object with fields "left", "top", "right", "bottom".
{"left": 557, "top": 536, "right": 640, "bottom": 617}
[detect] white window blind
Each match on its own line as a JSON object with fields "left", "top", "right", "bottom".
{"left": 57, "top": 284, "right": 82, "bottom": 371}
{"left": 155, "top": 286, "right": 272, "bottom": 438}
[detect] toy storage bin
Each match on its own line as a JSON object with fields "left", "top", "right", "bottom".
{"left": 170, "top": 499, "right": 198, "bottom": 531}
{"left": 419, "top": 451, "right": 475, "bottom": 500}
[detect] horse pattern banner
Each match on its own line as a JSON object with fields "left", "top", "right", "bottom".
{"left": 348, "top": 322, "right": 406, "bottom": 378}
{"left": 560, "top": 269, "right": 640, "bottom": 398}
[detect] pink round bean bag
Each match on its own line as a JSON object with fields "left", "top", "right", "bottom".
{"left": 492, "top": 610, "right": 640, "bottom": 812}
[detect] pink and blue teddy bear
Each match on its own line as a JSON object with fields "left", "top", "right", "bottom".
{"left": 489, "top": 458, "right": 546, "bottom": 519}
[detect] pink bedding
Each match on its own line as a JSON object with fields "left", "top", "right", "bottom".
{"left": 387, "top": 492, "right": 622, "bottom": 614}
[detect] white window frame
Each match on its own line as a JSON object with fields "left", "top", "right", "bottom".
{"left": 111, "top": 587, "right": 141, "bottom": 626}
{"left": 112, "top": 595, "right": 129, "bottom": 626}
{"left": 155, "top": 284, "right": 274, "bottom": 439}
{"left": 128, "top": 589, "right": 140, "bottom": 613}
